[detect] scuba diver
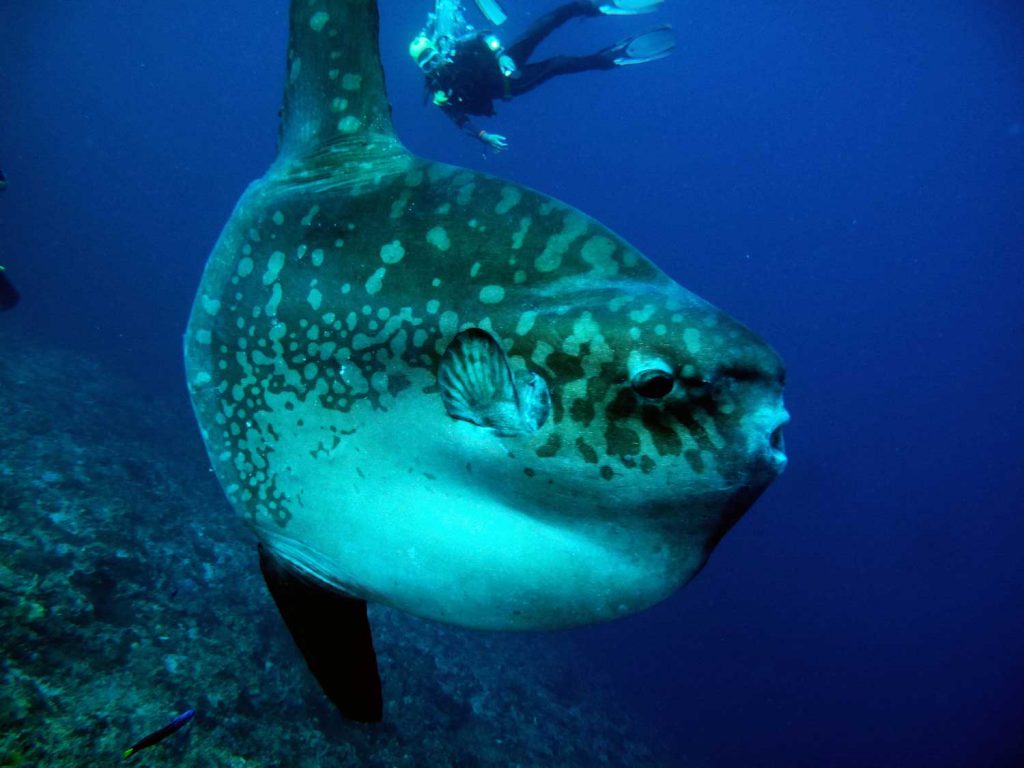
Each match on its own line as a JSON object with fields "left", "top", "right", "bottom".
{"left": 0, "top": 169, "right": 17, "bottom": 310}
{"left": 0, "top": 265, "right": 17, "bottom": 311}
{"left": 410, "top": 0, "right": 675, "bottom": 150}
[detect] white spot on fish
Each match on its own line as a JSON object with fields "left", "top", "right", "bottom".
{"left": 439, "top": 310, "right": 459, "bottom": 340}
{"left": 307, "top": 288, "right": 323, "bottom": 310}
{"left": 390, "top": 191, "right": 411, "bottom": 219}
{"left": 580, "top": 235, "right": 618, "bottom": 276}
{"left": 272, "top": 211, "right": 285, "bottom": 226}
{"left": 496, "top": 186, "right": 522, "bottom": 215}
{"left": 371, "top": 371, "right": 389, "bottom": 395}
{"left": 426, "top": 226, "right": 450, "bottom": 251}
{"left": 456, "top": 182, "right": 476, "bottom": 206}
{"left": 512, "top": 217, "right": 532, "bottom": 250}
{"left": 683, "top": 327, "right": 702, "bottom": 354}
{"left": 609, "top": 295, "right": 632, "bottom": 312}
{"left": 300, "top": 205, "right": 320, "bottom": 227}
{"left": 569, "top": 312, "right": 601, "bottom": 347}
{"left": 628, "top": 305, "right": 656, "bottom": 324}
{"left": 263, "top": 252, "right": 285, "bottom": 285}
{"left": 531, "top": 340, "right": 554, "bottom": 371}
{"left": 309, "top": 11, "right": 329, "bottom": 31}
{"left": 479, "top": 285, "right": 505, "bottom": 304}
{"left": 342, "top": 73, "right": 362, "bottom": 91}
{"left": 338, "top": 116, "right": 361, "bottom": 133}
{"left": 266, "top": 283, "right": 283, "bottom": 316}
{"left": 365, "top": 267, "right": 386, "bottom": 295}
{"left": 516, "top": 311, "right": 537, "bottom": 336}
{"left": 202, "top": 295, "right": 221, "bottom": 316}
{"left": 535, "top": 212, "right": 587, "bottom": 273}
{"left": 380, "top": 240, "right": 405, "bottom": 264}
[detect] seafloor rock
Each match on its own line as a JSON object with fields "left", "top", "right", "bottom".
{"left": 0, "top": 330, "right": 670, "bottom": 767}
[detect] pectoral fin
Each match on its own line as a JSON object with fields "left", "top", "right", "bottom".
{"left": 439, "top": 328, "right": 550, "bottom": 436}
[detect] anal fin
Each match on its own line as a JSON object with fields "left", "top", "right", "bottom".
{"left": 258, "top": 545, "right": 383, "bottom": 723}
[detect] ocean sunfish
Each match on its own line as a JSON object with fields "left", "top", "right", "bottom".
{"left": 185, "top": 0, "right": 788, "bottom": 722}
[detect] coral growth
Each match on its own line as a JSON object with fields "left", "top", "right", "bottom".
{"left": 0, "top": 331, "right": 667, "bottom": 766}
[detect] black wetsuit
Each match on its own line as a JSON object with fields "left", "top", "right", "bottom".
{"left": 0, "top": 169, "right": 14, "bottom": 311}
{"left": 426, "top": 1, "right": 615, "bottom": 138}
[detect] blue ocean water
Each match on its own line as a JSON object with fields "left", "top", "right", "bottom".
{"left": 2, "top": 1, "right": 1022, "bottom": 766}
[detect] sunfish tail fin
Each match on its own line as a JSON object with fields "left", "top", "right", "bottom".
{"left": 276, "top": 0, "right": 403, "bottom": 168}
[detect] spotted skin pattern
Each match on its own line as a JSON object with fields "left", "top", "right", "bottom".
{"left": 185, "top": 0, "right": 788, "bottom": 632}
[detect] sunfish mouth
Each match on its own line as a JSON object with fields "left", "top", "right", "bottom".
{"left": 767, "top": 411, "right": 790, "bottom": 470}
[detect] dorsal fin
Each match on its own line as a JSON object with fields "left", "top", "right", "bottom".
{"left": 276, "top": 0, "right": 404, "bottom": 170}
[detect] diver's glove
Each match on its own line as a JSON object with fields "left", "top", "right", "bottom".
{"left": 478, "top": 131, "right": 508, "bottom": 151}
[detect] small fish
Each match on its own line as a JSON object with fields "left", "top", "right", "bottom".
{"left": 123, "top": 709, "right": 194, "bottom": 759}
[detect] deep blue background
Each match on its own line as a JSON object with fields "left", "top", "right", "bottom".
{"left": 2, "top": 1, "right": 1022, "bottom": 765}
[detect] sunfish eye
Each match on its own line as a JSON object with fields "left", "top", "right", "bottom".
{"left": 631, "top": 369, "right": 675, "bottom": 400}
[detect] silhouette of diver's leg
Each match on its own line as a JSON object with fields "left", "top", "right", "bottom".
{"left": 505, "top": 1, "right": 599, "bottom": 65}
{"left": 508, "top": 53, "right": 614, "bottom": 97}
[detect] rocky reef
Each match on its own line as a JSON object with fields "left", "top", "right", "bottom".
{"left": 0, "top": 330, "right": 669, "bottom": 767}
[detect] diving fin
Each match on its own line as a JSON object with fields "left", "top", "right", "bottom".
{"left": 597, "top": 0, "right": 664, "bottom": 15}
{"left": 473, "top": 0, "right": 508, "bottom": 26}
{"left": 608, "top": 25, "right": 676, "bottom": 66}
{"left": 258, "top": 545, "right": 383, "bottom": 723}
